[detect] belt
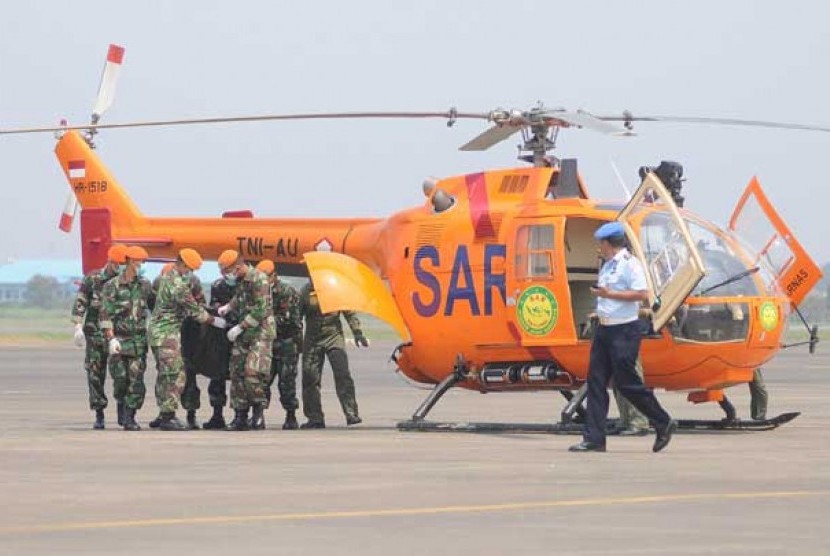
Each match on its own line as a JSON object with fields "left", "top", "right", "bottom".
{"left": 598, "top": 316, "right": 638, "bottom": 326}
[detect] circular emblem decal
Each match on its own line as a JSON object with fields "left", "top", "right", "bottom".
{"left": 758, "top": 302, "right": 779, "bottom": 332}
{"left": 517, "top": 286, "right": 559, "bottom": 336}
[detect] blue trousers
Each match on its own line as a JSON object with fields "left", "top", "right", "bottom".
{"left": 584, "top": 321, "right": 671, "bottom": 445}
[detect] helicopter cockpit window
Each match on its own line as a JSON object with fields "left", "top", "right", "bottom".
{"left": 515, "top": 224, "right": 554, "bottom": 279}
{"left": 730, "top": 194, "right": 796, "bottom": 290}
{"left": 685, "top": 220, "right": 759, "bottom": 297}
{"left": 636, "top": 211, "right": 691, "bottom": 297}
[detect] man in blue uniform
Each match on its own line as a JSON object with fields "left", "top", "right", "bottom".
{"left": 569, "top": 222, "right": 677, "bottom": 453}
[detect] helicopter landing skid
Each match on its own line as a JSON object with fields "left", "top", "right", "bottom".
{"left": 676, "top": 411, "right": 800, "bottom": 431}
{"left": 396, "top": 420, "right": 584, "bottom": 434}
{"left": 396, "top": 412, "right": 801, "bottom": 434}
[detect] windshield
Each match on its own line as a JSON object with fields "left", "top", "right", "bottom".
{"left": 638, "top": 214, "right": 764, "bottom": 297}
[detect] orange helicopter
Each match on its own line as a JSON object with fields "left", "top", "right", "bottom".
{"left": 3, "top": 44, "right": 825, "bottom": 433}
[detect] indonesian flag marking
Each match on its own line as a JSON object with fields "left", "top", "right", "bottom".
{"left": 314, "top": 238, "right": 333, "bottom": 251}
{"left": 68, "top": 160, "right": 86, "bottom": 179}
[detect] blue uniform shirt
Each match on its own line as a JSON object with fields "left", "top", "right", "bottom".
{"left": 596, "top": 248, "right": 648, "bottom": 322}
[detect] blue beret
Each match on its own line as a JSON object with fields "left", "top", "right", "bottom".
{"left": 594, "top": 221, "right": 625, "bottom": 240}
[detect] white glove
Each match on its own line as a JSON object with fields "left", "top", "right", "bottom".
{"left": 210, "top": 316, "right": 227, "bottom": 329}
{"left": 73, "top": 324, "right": 85, "bottom": 348}
{"left": 227, "top": 324, "right": 243, "bottom": 342}
{"left": 108, "top": 338, "right": 122, "bottom": 355}
{"left": 218, "top": 303, "right": 231, "bottom": 317}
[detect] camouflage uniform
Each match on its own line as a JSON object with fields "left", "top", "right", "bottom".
{"left": 749, "top": 368, "right": 768, "bottom": 420}
{"left": 71, "top": 265, "right": 119, "bottom": 411}
{"left": 99, "top": 272, "right": 153, "bottom": 410}
{"left": 148, "top": 268, "right": 212, "bottom": 413}
{"left": 300, "top": 283, "right": 363, "bottom": 424}
{"left": 227, "top": 267, "right": 276, "bottom": 409}
{"left": 614, "top": 357, "right": 649, "bottom": 433}
{"left": 267, "top": 279, "right": 303, "bottom": 410}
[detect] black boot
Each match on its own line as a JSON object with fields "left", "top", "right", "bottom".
{"left": 250, "top": 404, "right": 265, "bottom": 430}
{"left": 117, "top": 401, "right": 125, "bottom": 427}
{"left": 186, "top": 409, "right": 201, "bottom": 430}
{"left": 123, "top": 408, "right": 141, "bottom": 431}
{"left": 158, "top": 412, "right": 186, "bottom": 431}
{"left": 229, "top": 408, "right": 250, "bottom": 431}
{"left": 282, "top": 410, "right": 298, "bottom": 430}
{"left": 203, "top": 406, "right": 226, "bottom": 430}
{"left": 148, "top": 414, "right": 163, "bottom": 429}
{"left": 93, "top": 409, "right": 105, "bottom": 430}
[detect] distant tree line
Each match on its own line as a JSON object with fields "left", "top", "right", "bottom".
{"left": 22, "top": 275, "right": 74, "bottom": 309}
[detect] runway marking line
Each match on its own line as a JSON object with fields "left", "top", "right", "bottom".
{"left": 3, "top": 490, "right": 827, "bottom": 535}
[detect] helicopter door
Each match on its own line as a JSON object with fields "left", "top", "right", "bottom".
{"left": 616, "top": 173, "right": 706, "bottom": 331}
{"left": 728, "top": 177, "right": 822, "bottom": 306}
{"left": 507, "top": 217, "right": 578, "bottom": 346}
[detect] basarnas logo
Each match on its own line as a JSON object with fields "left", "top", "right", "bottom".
{"left": 517, "top": 285, "right": 558, "bottom": 336}
{"left": 758, "top": 301, "right": 779, "bottom": 332}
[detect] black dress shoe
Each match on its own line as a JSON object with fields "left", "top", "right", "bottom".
{"left": 618, "top": 427, "right": 649, "bottom": 437}
{"left": 568, "top": 441, "right": 606, "bottom": 452}
{"left": 346, "top": 415, "right": 362, "bottom": 426}
{"left": 653, "top": 420, "right": 677, "bottom": 453}
{"left": 300, "top": 421, "right": 325, "bottom": 429}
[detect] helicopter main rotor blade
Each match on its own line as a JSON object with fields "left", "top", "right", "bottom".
{"left": 598, "top": 114, "right": 830, "bottom": 134}
{"left": 0, "top": 110, "right": 490, "bottom": 136}
{"left": 547, "top": 109, "right": 631, "bottom": 135}
{"left": 459, "top": 124, "right": 522, "bottom": 151}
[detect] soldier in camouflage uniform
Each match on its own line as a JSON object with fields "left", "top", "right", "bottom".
{"left": 299, "top": 280, "right": 369, "bottom": 428}
{"left": 148, "top": 265, "right": 214, "bottom": 430}
{"left": 256, "top": 260, "right": 303, "bottom": 430}
{"left": 148, "top": 248, "right": 227, "bottom": 431}
{"left": 718, "top": 368, "right": 769, "bottom": 422}
{"left": 218, "top": 251, "right": 275, "bottom": 431}
{"left": 70, "top": 243, "right": 128, "bottom": 429}
{"left": 99, "top": 246, "right": 153, "bottom": 431}
{"left": 614, "top": 358, "right": 650, "bottom": 436}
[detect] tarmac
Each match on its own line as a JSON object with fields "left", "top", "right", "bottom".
{"left": 0, "top": 341, "right": 828, "bottom": 555}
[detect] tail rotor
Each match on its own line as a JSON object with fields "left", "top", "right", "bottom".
{"left": 56, "top": 44, "right": 125, "bottom": 233}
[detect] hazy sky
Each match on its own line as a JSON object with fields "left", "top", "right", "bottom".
{"left": 2, "top": 1, "right": 828, "bottom": 263}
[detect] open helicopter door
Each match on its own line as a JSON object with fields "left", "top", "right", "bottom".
{"left": 728, "top": 177, "right": 822, "bottom": 306}
{"left": 616, "top": 173, "right": 706, "bottom": 331}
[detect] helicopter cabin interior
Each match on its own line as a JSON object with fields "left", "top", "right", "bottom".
{"left": 563, "top": 217, "right": 606, "bottom": 338}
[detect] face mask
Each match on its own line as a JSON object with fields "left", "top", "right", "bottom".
{"left": 224, "top": 274, "right": 237, "bottom": 286}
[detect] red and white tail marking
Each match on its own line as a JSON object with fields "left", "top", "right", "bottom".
{"left": 58, "top": 192, "right": 78, "bottom": 233}
{"left": 91, "top": 44, "right": 125, "bottom": 120}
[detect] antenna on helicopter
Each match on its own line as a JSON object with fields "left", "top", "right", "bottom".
{"left": 609, "top": 159, "right": 633, "bottom": 200}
